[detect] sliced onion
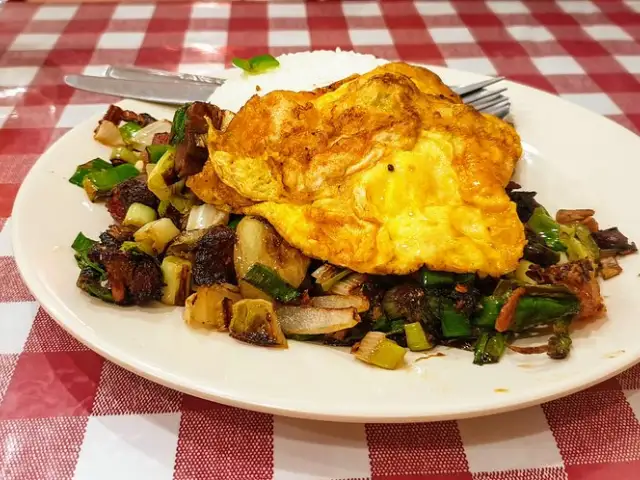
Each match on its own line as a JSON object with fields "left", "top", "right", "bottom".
{"left": 329, "top": 273, "right": 367, "bottom": 296}
{"left": 309, "top": 295, "right": 369, "bottom": 312}
{"left": 311, "top": 264, "right": 351, "bottom": 292}
{"left": 94, "top": 120, "right": 125, "bottom": 147}
{"left": 129, "top": 120, "right": 171, "bottom": 150}
{"left": 187, "top": 204, "right": 229, "bottom": 231}
{"left": 276, "top": 306, "right": 359, "bottom": 335}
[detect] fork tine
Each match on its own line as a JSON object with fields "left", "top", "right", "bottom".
{"left": 453, "top": 77, "right": 505, "bottom": 96}
{"left": 469, "top": 94, "right": 509, "bottom": 112}
{"left": 480, "top": 100, "right": 511, "bottom": 118}
{"left": 461, "top": 87, "right": 507, "bottom": 105}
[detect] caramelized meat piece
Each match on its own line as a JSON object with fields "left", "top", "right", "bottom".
{"left": 193, "top": 225, "right": 237, "bottom": 286}
{"left": 531, "top": 259, "right": 605, "bottom": 321}
{"left": 507, "top": 190, "right": 540, "bottom": 223}
{"left": 89, "top": 245, "right": 163, "bottom": 305}
{"left": 106, "top": 177, "right": 159, "bottom": 223}
{"left": 592, "top": 227, "right": 637, "bottom": 256}
{"left": 103, "top": 105, "right": 124, "bottom": 125}
{"left": 152, "top": 132, "right": 170, "bottom": 145}
{"left": 121, "top": 110, "right": 156, "bottom": 127}
{"left": 99, "top": 224, "right": 137, "bottom": 248}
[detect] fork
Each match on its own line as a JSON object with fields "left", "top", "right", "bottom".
{"left": 66, "top": 65, "right": 511, "bottom": 119}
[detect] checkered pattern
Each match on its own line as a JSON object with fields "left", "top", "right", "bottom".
{"left": 1, "top": 0, "right": 639, "bottom": 478}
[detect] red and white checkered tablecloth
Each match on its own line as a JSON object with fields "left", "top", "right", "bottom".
{"left": 1, "top": 0, "right": 640, "bottom": 478}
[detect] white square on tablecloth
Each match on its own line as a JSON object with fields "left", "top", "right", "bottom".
{"left": 0, "top": 66, "right": 39, "bottom": 87}
{"left": 184, "top": 31, "right": 228, "bottom": 48}
{"left": 583, "top": 25, "right": 633, "bottom": 41}
{"left": 73, "top": 413, "right": 181, "bottom": 480}
{"left": 558, "top": 0, "right": 600, "bottom": 13}
{"left": 97, "top": 32, "right": 145, "bottom": 50}
{"left": 429, "top": 27, "right": 474, "bottom": 44}
{"left": 82, "top": 65, "right": 109, "bottom": 76}
{"left": 459, "top": 406, "right": 564, "bottom": 472}
{"left": 342, "top": 1, "right": 383, "bottom": 17}
{"left": 191, "top": 2, "right": 231, "bottom": 19}
{"left": 268, "top": 3, "right": 307, "bottom": 18}
{"left": 625, "top": 390, "right": 640, "bottom": 421}
{"left": 113, "top": 5, "right": 156, "bottom": 20}
{"left": 532, "top": 56, "right": 585, "bottom": 75}
{"left": 9, "top": 34, "right": 59, "bottom": 51}
{"left": 349, "top": 29, "right": 394, "bottom": 46}
{"left": 269, "top": 30, "right": 311, "bottom": 48}
{"left": 0, "top": 108, "right": 13, "bottom": 130}
{"left": 415, "top": 1, "right": 456, "bottom": 15}
{"left": 273, "top": 417, "right": 371, "bottom": 480}
{"left": 0, "top": 217, "right": 13, "bottom": 256}
{"left": 446, "top": 57, "right": 497, "bottom": 76}
{"left": 33, "top": 6, "right": 78, "bottom": 21}
{"left": 616, "top": 55, "right": 640, "bottom": 74}
{"left": 625, "top": 1, "right": 640, "bottom": 13}
{"left": 487, "top": 1, "right": 530, "bottom": 14}
{"left": 56, "top": 104, "right": 111, "bottom": 129}
{"left": 560, "top": 93, "right": 622, "bottom": 115}
{"left": 507, "top": 25, "right": 555, "bottom": 42}
{"left": 0, "top": 301, "right": 39, "bottom": 354}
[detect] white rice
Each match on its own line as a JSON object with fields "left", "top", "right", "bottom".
{"left": 208, "top": 49, "right": 388, "bottom": 113}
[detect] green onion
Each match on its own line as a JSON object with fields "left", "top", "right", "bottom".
{"left": 69, "top": 158, "right": 112, "bottom": 187}
{"left": 511, "top": 296, "right": 579, "bottom": 332}
{"left": 147, "top": 149, "right": 175, "bottom": 201}
{"left": 243, "top": 263, "right": 300, "bottom": 303}
{"left": 111, "top": 146, "right": 140, "bottom": 165}
{"left": 76, "top": 268, "right": 113, "bottom": 303}
{"left": 420, "top": 269, "right": 474, "bottom": 288}
{"left": 71, "top": 232, "right": 105, "bottom": 277}
{"left": 354, "top": 331, "right": 406, "bottom": 370}
{"left": 146, "top": 144, "right": 172, "bottom": 164}
{"left": 82, "top": 163, "right": 140, "bottom": 201}
{"left": 473, "top": 296, "right": 503, "bottom": 328}
{"left": 435, "top": 299, "right": 472, "bottom": 338}
{"left": 161, "top": 256, "right": 193, "bottom": 306}
{"left": 119, "top": 121, "right": 142, "bottom": 143}
{"left": 170, "top": 104, "right": 190, "bottom": 146}
{"left": 227, "top": 215, "right": 243, "bottom": 230}
{"left": 404, "top": 322, "right": 432, "bottom": 351}
{"left": 473, "top": 332, "right": 506, "bottom": 365}
{"left": 232, "top": 54, "right": 280, "bottom": 75}
{"left": 528, "top": 207, "right": 567, "bottom": 252}
{"left": 123, "top": 203, "right": 157, "bottom": 228}
{"left": 134, "top": 218, "right": 181, "bottom": 254}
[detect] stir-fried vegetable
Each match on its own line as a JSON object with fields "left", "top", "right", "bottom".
{"left": 186, "top": 204, "right": 229, "bottom": 231}
{"left": 309, "top": 295, "right": 369, "bottom": 312}
{"left": 123, "top": 203, "right": 157, "bottom": 228}
{"left": 229, "top": 299, "right": 287, "bottom": 348}
{"left": 353, "top": 331, "right": 406, "bottom": 370}
{"left": 277, "top": 306, "right": 359, "bottom": 335}
{"left": 420, "top": 269, "right": 473, "bottom": 288}
{"left": 94, "top": 120, "right": 125, "bottom": 146}
{"left": 146, "top": 144, "right": 172, "bottom": 164}
{"left": 170, "top": 104, "right": 189, "bottom": 146}
{"left": 473, "top": 332, "right": 506, "bottom": 365}
{"left": 183, "top": 284, "right": 242, "bottom": 330}
{"left": 110, "top": 146, "right": 140, "bottom": 165}
{"left": 134, "top": 218, "right": 181, "bottom": 254}
{"left": 129, "top": 120, "right": 172, "bottom": 150}
{"left": 523, "top": 229, "right": 560, "bottom": 267}
{"left": 311, "top": 264, "right": 350, "bottom": 292}
{"left": 69, "top": 158, "right": 113, "bottom": 187}
{"left": 119, "top": 122, "right": 142, "bottom": 143}
{"left": 161, "top": 256, "right": 192, "bottom": 306}
{"left": 403, "top": 322, "right": 432, "bottom": 352}
{"left": 243, "top": 263, "right": 300, "bottom": 303}
{"left": 232, "top": 54, "right": 280, "bottom": 75}
{"left": 83, "top": 164, "right": 140, "bottom": 201}
{"left": 147, "top": 149, "right": 176, "bottom": 201}
{"left": 592, "top": 227, "right": 637, "bottom": 256}
{"left": 528, "top": 207, "right": 567, "bottom": 252}
{"left": 71, "top": 232, "right": 104, "bottom": 276}
{"left": 329, "top": 273, "right": 367, "bottom": 296}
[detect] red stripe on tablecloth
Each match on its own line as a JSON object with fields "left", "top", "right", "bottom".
{"left": 307, "top": 1, "right": 352, "bottom": 50}
{"left": 0, "top": 184, "right": 20, "bottom": 218}
{"left": 0, "top": 416, "right": 88, "bottom": 480}
{"left": 366, "top": 422, "right": 470, "bottom": 477}
{"left": 225, "top": 1, "right": 269, "bottom": 64}
{"left": 543, "top": 389, "right": 640, "bottom": 466}
{"left": 472, "top": 467, "right": 568, "bottom": 480}
{"left": 23, "top": 307, "right": 88, "bottom": 352}
{"left": 92, "top": 361, "right": 182, "bottom": 415}
{"left": 173, "top": 402, "right": 273, "bottom": 480}
{"left": 0, "top": 257, "right": 35, "bottom": 302}
{"left": 566, "top": 460, "right": 640, "bottom": 479}
{"left": 0, "top": 354, "right": 19, "bottom": 402}
{"left": 136, "top": 3, "right": 191, "bottom": 68}
{"left": 0, "top": 351, "right": 104, "bottom": 419}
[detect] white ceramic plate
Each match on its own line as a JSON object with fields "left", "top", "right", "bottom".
{"left": 12, "top": 63, "right": 640, "bottom": 423}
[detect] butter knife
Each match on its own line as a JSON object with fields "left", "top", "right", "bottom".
{"left": 64, "top": 75, "right": 215, "bottom": 105}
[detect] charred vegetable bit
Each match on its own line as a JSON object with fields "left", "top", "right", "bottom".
{"left": 473, "top": 332, "right": 506, "bottom": 365}
{"left": 161, "top": 256, "right": 192, "bottom": 306}
{"left": 528, "top": 207, "right": 567, "bottom": 252}
{"left": 183, "top": 284, "right": 242, "bottom": 330}
{"left": 229, "top": 299, "right": 287, "bottom": 348}
{"left": 548, "top": 333, "right": 572, "bottom": 359}
{"left": 508, "top": 190, "right": 540, "bottom": 223}
{"left": 69, "top": 158, "right": 113, "bottom": 187}
{"left": 83, "top": 164, "right": 140, "bottom": 202}
{"left": 592, "top": 227, "right": 637, "bottom": 256}
{"left": 243, "top": 263, "right": 301, "bottom": 303}
{"left": 71, "top": 232, "right": 105, "bottom": 277}
{"left": 523, "top": 229, "right": 560, "bottom": 267}
{"left": 76, "top": 267, "right": 114, "bottom": 303}
{"left": 382, "top": 284, "right": 426, "bottom": 323}
{"left": 107, "top": 177, "right": 159, "bottom": 223}
{"left": 600, "top": 256, "right": 623, "bottom": 280}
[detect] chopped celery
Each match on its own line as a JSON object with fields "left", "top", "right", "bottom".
{"left": 123, "top": 203, "right": 157, "bottom": 228}
{"left": 147, "top": 149, "right": 175, "bottom": 201}
{"left": 161, "top": 256, "right": 192, "bottom": 306}
{"left": 69, "top": 158, "right": 112, "bottom": 187}
{"left": 243, "top": 263, "right": 300, "bottom": 303}
{"left": 119, "top": 121, "right": 142, "bottom": 143}
{"left": 110, "top": 146, "right": 140, "bottom": 165}
{"left": 404, "top": 322, "right": 432, "bottom": 351}
{"left": 232, "top": 54, "right": 280, "bottom": 75}
{"left": 146, "top": 144, "right": 172, "bottom": 164}
{"left": 354, "top": 331, "right": 406, "bottom": 370}
{"left": 82, "top": 163, "right": 139, "bottom": 201}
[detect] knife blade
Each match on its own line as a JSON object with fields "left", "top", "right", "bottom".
{"left": 64, "top": 75, "right": 215, "bottom": 105}
{"left": 105, "top": 65, "right": 225, "bottom": 86}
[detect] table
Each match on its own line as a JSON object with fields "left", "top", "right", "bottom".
{"left": 1, "top": 1, "right": 640, "bottom": 479}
